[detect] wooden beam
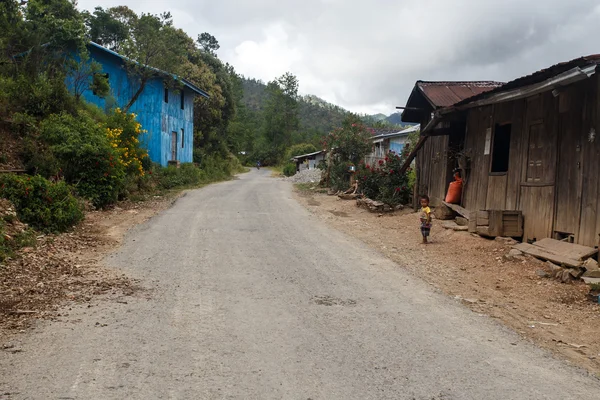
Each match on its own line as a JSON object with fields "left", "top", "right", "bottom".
{"left": 442, "top": 201, "right": 470, "bottom": 220}
{"left": 397, "top": 115, "right": 442, "bottom": 176}
{"left": 513, "top": 243, "right": 583, "bottom": 268}
{"left": 395, "top": 106, "right": 425, "bottom": 111}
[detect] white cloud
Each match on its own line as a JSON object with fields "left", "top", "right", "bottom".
{"left": 78, "top": 0, "right": 600, "bottom": 115}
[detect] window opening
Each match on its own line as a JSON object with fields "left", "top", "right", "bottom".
{"left": 491, "top": 123, "right": 512, "bottom": 173}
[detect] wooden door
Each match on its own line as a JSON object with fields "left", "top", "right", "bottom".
{"left": 519, "top": 93, "right": 557, "bottom": 242}
{"left": 171, "top": 131, "right": 178, "bottom": 161}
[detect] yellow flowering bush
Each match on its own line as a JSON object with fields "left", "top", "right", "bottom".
{"left": 105, "top": 108, "right": 149, "bottom": 177}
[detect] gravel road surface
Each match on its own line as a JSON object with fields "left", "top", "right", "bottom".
{"left": 2, "top": 169, "right": 600, "bottom": 399}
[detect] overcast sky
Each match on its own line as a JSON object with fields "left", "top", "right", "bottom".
{"left": 78, "top": 0, "right": 600, "bottom": 115}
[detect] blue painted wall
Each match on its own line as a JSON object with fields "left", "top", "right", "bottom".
{"left": 73, "top": 45, "right": 197, "bottom": 166}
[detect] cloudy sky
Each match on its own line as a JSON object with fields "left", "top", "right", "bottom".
{"left": 78, "top": 0, "right": 600, "bottom": 114}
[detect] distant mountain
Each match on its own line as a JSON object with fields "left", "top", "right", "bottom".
{"left": 241, "top": 78, "right": 348, "bottom": 134}
{"left": 362, "top": 112, "right": 418, "bottom": 128}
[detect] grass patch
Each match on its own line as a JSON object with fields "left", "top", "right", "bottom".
{"left": 267, "top": 166, "right": 284, "bottom": 177}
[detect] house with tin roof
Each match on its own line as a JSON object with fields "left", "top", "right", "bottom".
{"left": 400, "top": 56, "right": 600, "bottom": 251}
{"left": 400, "top": 81, "right": 504, "bottom": 207}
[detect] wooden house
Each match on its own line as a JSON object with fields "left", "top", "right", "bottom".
{"left": 406, "top": 56, "right": 600, "bottom": 247}
{"left": 401, "top": 81, "right": 503, "bottom": 206}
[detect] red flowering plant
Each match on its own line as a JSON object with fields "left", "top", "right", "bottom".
{"left": 356, "top": 144, "right": 412, "bottom": 206}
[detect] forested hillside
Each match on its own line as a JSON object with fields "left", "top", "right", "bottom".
{"left": 239, "top": 77, "right": 348, "bottom": 145}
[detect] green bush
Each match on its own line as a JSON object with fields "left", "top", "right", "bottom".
{"left": 156, "top": 163, "right": 204, "bottom": 190}
{"left": 0, "top": 74, "right": 76, "bottom": 120}
{"left": 36, "top": 111, "right": 126, "bottom": 208}
{"left": 282, "top": 163, "right": 296, "bottom": 177}
{"left": 0, "top": 174, "right": 84, "bottom": 233}
{"left": 356, "top": 149, "right": 412, "bottom": 206}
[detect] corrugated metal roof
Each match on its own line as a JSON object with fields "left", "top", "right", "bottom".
{"left": 453, "top": 55, "right": 600, "bottom": 107}
{"left": 417, "top": 81, "right": 504, "bottom": 108}
{"left": 292, "top": 150, "right": 326, "bottom": 161}
{"left": 371, "top": 125, "right": 419, "bottom": 141}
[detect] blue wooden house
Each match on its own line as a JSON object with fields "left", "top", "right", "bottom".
{"left": 75, "top": 42, "right": 209, "bottom": 166}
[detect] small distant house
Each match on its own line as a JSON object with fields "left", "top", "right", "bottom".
{"left": 365, "top": 125, "right": 420, "bottom": 166}
{"left": 402, "top": 56, "right": 600, "bottom": 247}
{"left": 401, "top": 81, "right": 504, "bottom": 206}
{"left": 292, "top": 150, "right": 327, "bottom": 172}
{"left": 73, "top": 42, "right": 209, "bottom": 166}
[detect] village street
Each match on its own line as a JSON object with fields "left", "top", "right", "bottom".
{"left": 1, "top": 170, "right": 600, "bottom": 399}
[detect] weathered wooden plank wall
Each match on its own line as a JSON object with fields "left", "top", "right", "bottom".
{"left": 578, "top": 74, "right": 600, "bottom": 247}
{"left": 460, "top": 74, "right": 600, "bottom": 245}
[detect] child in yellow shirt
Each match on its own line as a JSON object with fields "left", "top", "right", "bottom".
{"left": 420, "top": 195, "right": 432, "bottom": 244}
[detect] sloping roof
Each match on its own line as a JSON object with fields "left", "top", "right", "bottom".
{"left": 402, "top": 81, "right": 503, "bottom": 123}
{"left": 88, "top": 42, "right": 210, "bottom": 98}
{"left": 372, "top": 124, "right": 419, "bottom": 141}
{"left": 452, "top": 55, "right": 600, "bottom": 108}
{"left": 417, "top": 81, "right": 504, "bottom": 108}
{"left": 292, "top": 150, "right": 326, "bottom": 161}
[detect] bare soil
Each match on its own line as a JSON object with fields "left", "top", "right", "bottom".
{"left": 0, "top": 194, "right": 181, "bottom": 340}
{"left": 294, "top": 188, "right": 600, "bottom": 375}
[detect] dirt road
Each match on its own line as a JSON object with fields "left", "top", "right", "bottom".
{"left": 1, "top": 170, "right": 600, "bottom": 399}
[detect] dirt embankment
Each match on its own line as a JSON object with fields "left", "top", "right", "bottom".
{"left": 295, "top": 188, "right": 600, "bottom": 376}
{"left": 0, "top": 194, "right": 181, "bottom": 340}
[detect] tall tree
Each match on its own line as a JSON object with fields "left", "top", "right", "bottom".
{"left": 83, "top": 6, "right": 133, "bottom": 51}
{"left": 262, "top": 72, "right": 299, "bottom": 150}
{"left": 197, "top": 32, "right": 220, "bottom": 55}
{"left": 118, "top": 12, "right": 187, "bottom": 111}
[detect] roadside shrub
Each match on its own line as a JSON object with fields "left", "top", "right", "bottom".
{"left": 282, "top": 163, "right": 296, "bottom": 177}
{"left": 329, "top": 161, "right": 353, "bottom": 191}
{"left": 322, "top": 116, "right": 374, "bottom": 191}
{"left": 356, "top": 148, "right": 412, "bottom": 206}
{"left": 37, "top": 111, "right": 126, "bottom": 208}
{"left": 105, "top": 109, "right": 149, "bottom": 177}
{"left": 0, "top": 174, "right": 84, "bottom": 233}
{"left": 156, "top": 163, "right": 203, "bottom": 190}
{"left": 0, "top": 74, "right": 76, "bottom": 120}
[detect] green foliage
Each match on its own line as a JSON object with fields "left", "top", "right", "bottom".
{"left": 356, "top": 148, "right": 413, "bottom": 206}
{"left": 323, "top": 115, "right": 374, "bottom": 165}
{"left": 282, "top": 163, "right": 296, "bottom": 177}
{"left": 198, "top": 32, "right": 220, "bottom": 55}
{"left": 151, "top": 154, "right": 243, "bottom": 191}
{"left": 155, "top": 163, "right": 203, "bottom": 190}
{"left": 66, "top": 51, "right": 110, "bottom": 102}
{"left": 328, "top": 161, "right": 353, "bottom": 192}
{"left": 36, "top": 111, "right": 126, "bottom": 208}
{"left": 0, "top": 174, "right": 84, "bottom": 233}
{"left": 0, "top": 74, "right": 77, "bottom": 120}
{"left": 285, "top": 143, "right": 318, "bottom": 161}
{"left": 83, "top": 6, "right": 133, "bottom": 51}
{"left": 322, "top": 115, "right": 380, "bottom": 192}
{"left": 260, "top": 73, "right": 299, "bottom": 158}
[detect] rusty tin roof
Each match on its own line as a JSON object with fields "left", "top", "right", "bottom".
{"left": 452, "top": 55, "right": 600, "bottom": 107}
{"left": 417, "top": 81, "right": 504, "bottom": 108}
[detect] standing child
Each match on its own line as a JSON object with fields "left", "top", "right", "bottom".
{"left": 419, "top": 195, "right": 432, "bottom": 244}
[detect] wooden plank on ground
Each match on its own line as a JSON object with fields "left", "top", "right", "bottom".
{"left": 442, "top": 201, "right": 470, "bottom": 220}
{"left": 513, "top": 243, "right": 583, "bottom": 268}
{"left": 532, "top": 238, "right": 597, "bottom": 261}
